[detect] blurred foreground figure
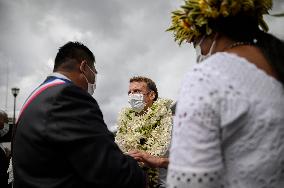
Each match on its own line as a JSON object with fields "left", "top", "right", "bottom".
{"left": 13, "top": 41, "right": 146, "bottom": 188}
{"left": 167, "top": 0, "right": 284, "bottom": 187}
{"left": 0, "top": 110, "right": 11, "bottom": 188}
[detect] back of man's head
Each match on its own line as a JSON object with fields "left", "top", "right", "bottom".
{"left": 53, "top": 41, "right": 95, "bottom": 71}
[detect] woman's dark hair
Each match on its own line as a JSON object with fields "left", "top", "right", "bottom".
{"left": 208, "top": 15, "right": 284, "bottom": 85}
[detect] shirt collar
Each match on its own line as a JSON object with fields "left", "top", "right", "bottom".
{"left": 48, "top": 72, "right": 71, "bottom": 81}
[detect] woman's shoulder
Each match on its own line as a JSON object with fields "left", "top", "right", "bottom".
{"left": 192, "top": 52, "right": 248, "bottom": 73}
{"left": 185, "top": 52, "right": 278, "bottom": 91}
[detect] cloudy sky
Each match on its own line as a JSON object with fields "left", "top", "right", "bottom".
{"left": 0, "top": 0, "right": 283, "bottom": 130}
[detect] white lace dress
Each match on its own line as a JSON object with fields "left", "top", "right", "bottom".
{"left": 167, "top": 52, "right": 284, "bottom": 188}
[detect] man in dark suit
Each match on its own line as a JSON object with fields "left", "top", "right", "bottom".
{"left": 12, "top": 42, "right": 146, "bottom": 188}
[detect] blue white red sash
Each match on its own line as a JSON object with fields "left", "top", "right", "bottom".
{"left": 17, "top": 78, "right": 67, "bottom": 123}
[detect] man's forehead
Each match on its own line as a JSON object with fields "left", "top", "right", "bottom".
{"left": 129, "top": 81, "right": 147, "bottom": 88}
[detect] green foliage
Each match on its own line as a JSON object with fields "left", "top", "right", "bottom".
{"left": 167, "top": 0, "right": 273, "bottom": 44}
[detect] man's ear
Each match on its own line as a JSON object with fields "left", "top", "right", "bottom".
{"left": 150, "top": 91, "right": 155, "bottom": 100}
{"left": 79, "top": 60, "right": 87, "bottom": 73}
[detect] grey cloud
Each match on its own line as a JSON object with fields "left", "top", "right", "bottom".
{"left": 0, "top": 0, "right": 283, "bottom": 129}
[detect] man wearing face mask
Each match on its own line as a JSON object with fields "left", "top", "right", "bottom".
{"left": 12, "top": 42, "right": 146, "bottom": 188}
{"left": 115, "top": 76, "right": 173, "bottom": 188}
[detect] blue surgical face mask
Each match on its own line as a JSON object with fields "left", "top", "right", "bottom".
{"left": 195, "top": 36, "right": 217, "bottom": 63}
{"left": 83, "top": 65, "right": 97, "bottom": 95}
{"left": 0, "top": 123, "right": 9, "bottom": 137}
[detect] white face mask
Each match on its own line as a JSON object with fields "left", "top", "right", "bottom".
{"left": 83, "top": 65, "right": 96, "bottom": 95}
{"left": 0, "top": 123, "right": 9, "bottom": 137}
{"left": 128, "top": 93, "right": 145, "bottom": 113}
{"left": 195, "top": 35, "right": 217, "bottom": 63}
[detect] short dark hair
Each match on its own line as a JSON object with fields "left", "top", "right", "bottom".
{"left": 54, "top": 41, "right": 95, "bottom": 71}
{"left": 0, "top": 110, "right": 8, "bottom": 122}
{"left": 130, "top": 76, "right": 158, "bottom": 101}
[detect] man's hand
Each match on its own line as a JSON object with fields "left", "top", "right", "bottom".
{"left": 127, "top": 150, "right": 168, "bottom": 168}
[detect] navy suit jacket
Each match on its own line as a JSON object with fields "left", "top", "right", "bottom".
{"left": 13, "top": 76, "right": 146, "bottom": 188}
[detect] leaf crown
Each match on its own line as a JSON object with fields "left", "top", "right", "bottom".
{"left": 167, "top": 0, "right": 272, "bottom": 44}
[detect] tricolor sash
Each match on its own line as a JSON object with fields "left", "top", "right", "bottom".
{"left": 17, "top": 77, "right": 70, "bottom": 123}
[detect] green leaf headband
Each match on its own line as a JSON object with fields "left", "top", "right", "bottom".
{"left": 167, "top": 0, "right": 273, "bottom": 45}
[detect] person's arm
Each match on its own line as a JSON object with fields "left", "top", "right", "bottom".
{"left": 47, "top": 85, "right": 146, "bottom": 188}
{"left": 128, "top": 150, "right": 169, "bottom": 168}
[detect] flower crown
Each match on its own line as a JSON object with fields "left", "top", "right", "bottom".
{"left": 167, "top": 0, "right": 272, "bottom": 44}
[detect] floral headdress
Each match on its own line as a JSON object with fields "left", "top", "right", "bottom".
{"left": 167, "top": 0, "right": 273, "bottom": 44}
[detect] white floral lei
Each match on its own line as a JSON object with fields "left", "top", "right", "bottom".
{"left": 115, "top": 98, "right": 173, "bottom": 157}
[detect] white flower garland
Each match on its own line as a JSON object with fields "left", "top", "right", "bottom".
{"left": 115, "top": 98, "right": 173, "bottom": 157}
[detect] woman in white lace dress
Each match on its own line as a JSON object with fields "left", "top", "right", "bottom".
{"left": 167, "top": 0, "right": 284, "bottom": 188}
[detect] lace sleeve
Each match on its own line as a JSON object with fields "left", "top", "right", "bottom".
{"left": 167, "top": 66, "right": 225, "bottom": 188}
